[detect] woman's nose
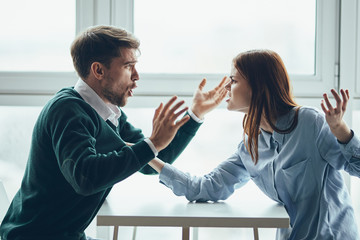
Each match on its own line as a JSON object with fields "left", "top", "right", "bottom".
{"left": 224, "top": 80, "right": 231, "bottom": 90}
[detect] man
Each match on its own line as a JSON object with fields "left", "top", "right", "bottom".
{"left": 0, "top": 25, "right": 227, "bottom": 240}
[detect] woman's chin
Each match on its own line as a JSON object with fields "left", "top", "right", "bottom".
{"left": 227, "top": 104, "right": 248, "bottom": 113}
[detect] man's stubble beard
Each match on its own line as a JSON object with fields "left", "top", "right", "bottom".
{"left": 102, "top": 79, "right": 127, "bottom": 107}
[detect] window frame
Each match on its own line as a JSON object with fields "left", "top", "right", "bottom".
{"left": 0, "top": 0, "right": 340, "bottom": 106}
{"left": 356, "top": 0, "right": 360, "bottom": 97}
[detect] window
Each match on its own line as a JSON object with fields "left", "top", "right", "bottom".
{"left": 0, "top": 0, "right": 76, "bottom": 105}
{"left": 130, "top": 0, "right": 338, "bottom": 98}
{"left": 134, "top": 0, "right": 316, "bottom": 75}
{"left": 0, "top": 0, "right": 339, "bottom": 103}
{"left": 0, "top": 0, "right": 76, "bottom": 72}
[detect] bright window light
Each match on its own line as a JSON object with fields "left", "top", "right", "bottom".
{"left": 134, "top": 0, "right": 316, "bottom": 75}
{"left": 0, "top": 0, "right": 76, "bottom": 72}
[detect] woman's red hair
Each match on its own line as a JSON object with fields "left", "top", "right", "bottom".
{"left": 234, "top": 50, "right": 299, "bottom": 164}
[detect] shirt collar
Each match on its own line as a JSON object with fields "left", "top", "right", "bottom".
{"left": 74, "top": 78, "right": 121, "bottom": 127}
{"left": 260, "top": 107, "right": 297, "bottom": 147}
{"left": 260, "top": 129, "right": 272, "bottom": 148}
{"left": 273, "top": 107, "right": 298, "bottom": 145}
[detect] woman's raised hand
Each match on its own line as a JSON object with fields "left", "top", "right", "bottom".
{"left": 191, "top": 77, "right": 228, "bottom": 119}
{"left": 321, "top": 89, "right": 352, "bottom": 143}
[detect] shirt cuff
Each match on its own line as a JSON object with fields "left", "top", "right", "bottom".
{"left": 159, "top": 163, "right": 174, "bottom": 185}
{"left": 339, "top": 130, "right": 360, "bottom": 156}
{"left": 337, "top": 129, "right": 354, "bottom": 144}
{"left": 187, "top": 109, "right": 204, "bottom": 123}
{"left": 144, "top": 138, "right": 158, "bottom": 157}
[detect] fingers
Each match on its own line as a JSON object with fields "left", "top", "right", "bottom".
{"left": 322, "top": 88, "right": 351, "bottom": 114}
{"left": 159, "top": 96, "right": 188, "bottom": 122}
{"left": 320, "top": 100, "right": 328, "bottom": 114}
{"left": 163, "top": 95, "right": 178, "bottom": 111}
{"left": 197, "top": 76, "right": 228, "bottom": 94}
{"left": 218, "top": 87, "right": 228, "bottom": 100}
{"left": 150, "top": 96, "right": 189, "bottom": 151}
{"left": 322, "top": 92, "right": 334, "bottom": 112}
{"left": 331, "top": 88, "right": 343, "bottom": 114}
{"left": 213, "top": 76, "right": 228, "bottom": 91}
{"left": 153, "top": 102, "right": 163, "bottom": 123}
{"left": 340, "top": 89, "right": 349, "bottom": 111}
{"left": 330, "top": 89, "right": 341, "bottom": 102}
{"left": 218, "top": 76, "right": 228, "bottom": 87}
{"left": 169, "top": 100, "right": 186, "bottom": 115}
{"left": 213, "top": 87, "right": 228, "bottom": 104}
{"left": 174, "top": 115, "right": 190, "bottom": 128}
{"left": 159, "top": 96, "right": 178, "bottom": 118}
{"left": 169, "top": 101, "right": 188, "bottom": 121}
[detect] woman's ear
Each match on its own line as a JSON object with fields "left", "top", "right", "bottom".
{"left": 90, "top": 62, "right": 105, "bottom": 80}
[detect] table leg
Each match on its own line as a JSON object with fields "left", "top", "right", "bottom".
{"left": 182, "top": 227, "right": 190, "bottom": 240}
{"left": 132, "top": 226, "right": 137, "bottom": 240}
{"left": 253, "top": 227, "right": 259, "bottom": 240}
{"left": 113, "top": 226, "right": 119, "bottom": 240}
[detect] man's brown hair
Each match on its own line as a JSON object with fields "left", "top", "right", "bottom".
{"left": 71, "top": 25, "right": 140, "bottom": 79}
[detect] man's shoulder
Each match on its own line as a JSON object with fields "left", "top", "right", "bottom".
{"left": 41, "top": 87, "right": 97, "bottom": 122}
{"left": 37, "top": 87, "right": 103, "bottom": 133}
{"left": 52, "top": 87, "right": 81, "bottom": 103}
{"left": 46, "top": 87, "right": 86, "bottom": 110}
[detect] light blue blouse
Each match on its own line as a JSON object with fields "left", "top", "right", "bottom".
{"left": 159, "top": 107, "right": 360, "bottom": 240}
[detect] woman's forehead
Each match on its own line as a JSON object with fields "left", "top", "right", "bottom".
{"left": 231, "top": 65, "right": 241, "bottom": 75}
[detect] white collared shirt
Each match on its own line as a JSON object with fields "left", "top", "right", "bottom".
{"left": 74, "top": 78, "right": 121, "bottom": 127}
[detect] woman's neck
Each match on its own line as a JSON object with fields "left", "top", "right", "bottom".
{"left": 260, "top": 118, "right": 274, "bottom": 133}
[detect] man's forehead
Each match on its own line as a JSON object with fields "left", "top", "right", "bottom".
{"left": 119, "top": 48, "right": 138, "bottom": 62}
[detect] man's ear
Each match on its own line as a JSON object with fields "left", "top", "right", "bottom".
{"left": 90, "top": 62, "right": 105, "bottom": 80}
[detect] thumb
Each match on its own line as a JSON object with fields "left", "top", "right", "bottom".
{"left": 198, "top": 78, "right": 207, "bottom": 91}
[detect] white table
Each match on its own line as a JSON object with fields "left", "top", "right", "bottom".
{"left": 96, "top": 175, "right": 289, "bottom": 240}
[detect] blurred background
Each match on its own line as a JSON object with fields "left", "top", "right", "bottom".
{"left": 0, "top": 0, "right": 359, "bottom": 239}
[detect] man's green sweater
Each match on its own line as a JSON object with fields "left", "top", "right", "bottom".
{"left": 0, "top": 88, "right": 201, "bottom": 240}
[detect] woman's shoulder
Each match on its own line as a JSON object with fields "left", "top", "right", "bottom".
{"left": 295, "top": 106, "right": 327, "bottom": 131}
{"left": 298, "top": 106, "right": 324, "bottom": 121}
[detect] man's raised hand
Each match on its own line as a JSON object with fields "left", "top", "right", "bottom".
{"left": 149, "top": 96, "right": 190, "bottom": 152}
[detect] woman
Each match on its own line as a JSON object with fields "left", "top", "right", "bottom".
{"left": 149, "top": 49, "right": 360, "bottom": 239}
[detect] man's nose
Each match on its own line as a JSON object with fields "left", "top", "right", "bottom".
{"left": 132, "top": 68, "right": 139, "bottom": 81}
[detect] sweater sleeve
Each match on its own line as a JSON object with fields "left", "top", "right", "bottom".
{"left": 118, "top": 109, "right": 146, "bottom": 143}
{"left": 159, "top": 148, "right": 251, "bottom": 202}
{"left": 48, "top": 99, "right": 155, "bottom": 196}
